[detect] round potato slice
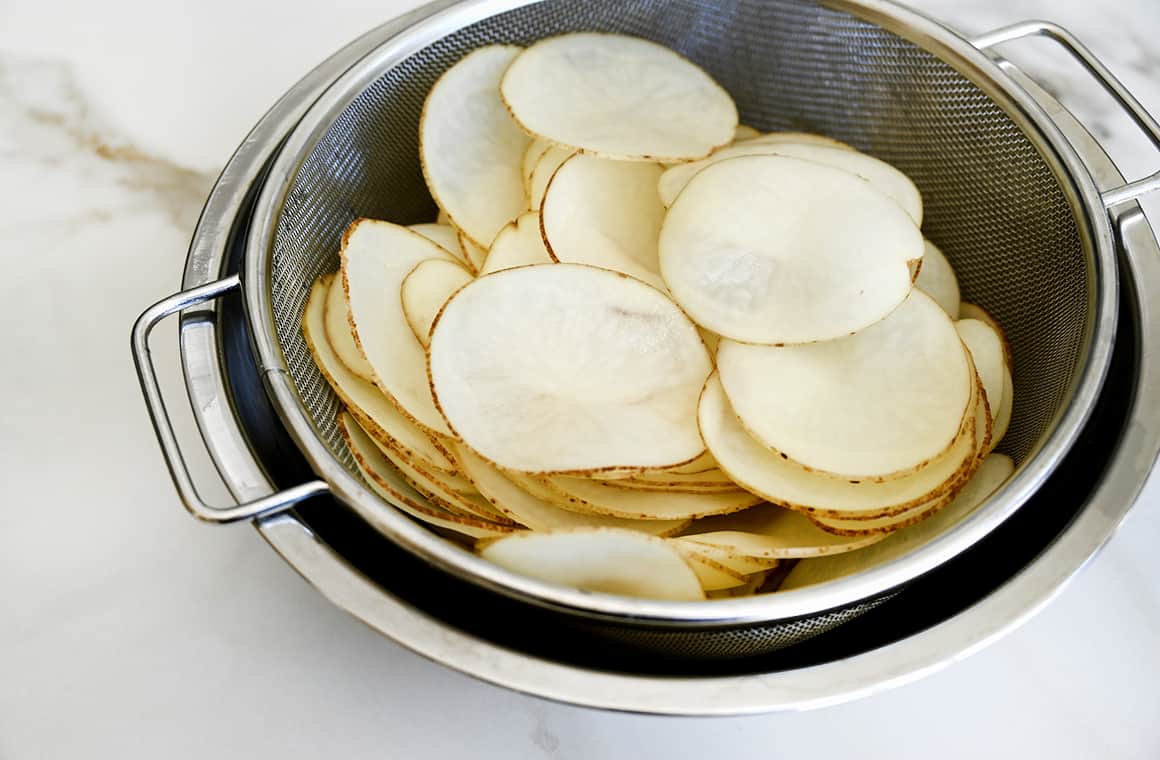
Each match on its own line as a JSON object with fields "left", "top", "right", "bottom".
{"left": 409, "top": 223, "right": 472, "bottom": 270}
{"left": 732, "top": 124, "right": 761, "bottom": 141}
{"left": 679, "top": 504, "right": 884, "bottom": 558}
{"left": 401, "top": 258, "right": 474, "bottom": 348}
{"left": 479, "top": 528, "right": 705, "bottom": 600}
{"left": 959, "top": 302, "right": 1013, "bottom": 370}
{"left": 915, "top": 239, "right": 960, "bottom": 317}
{"left": 535, "top": 475, "right": 762, "bottom": 521}
{"left": 526, "top": 146, "right": 572, "bottom": 211}
{"left": 541, "top": 153, "right": 666, "bottom": 288}
{"left": 780, "top": 454, "right": 1014, "bottom": 590}
{"left": 456, "top": 229, "right": 488, "bottom": 272}
{"left": 323, "top": 269, "right": 375, "bottom": 382}
{"left": 338, "top": 412, "right": 516, "bottom": 540}
{"left": 957, "top": 319, "right": 1005, "bottom": 421}
{"left": 420, "top": 45, "right": 530, "bottom": 248}
{"left": 605, "top": 468, "right": 739, "bottom": 494}
{"left": 479, "top": 212, "right": 552, "bottom": 276}
{"left": 717, "top": 289, "right": 973, "bottom": 480}
{"left": 740, "top": 131, "right": 857, "bottom": 151}
{"left": 521, "top": 137, "right": 553, "bottom": 193}
{"left": 676, "top": 550, "right": 748, "bottom": 591}
{"left": 301, "top": 274, "right": 457, "bottom": 475}
{"left": 992, "top": 367, "right": 1014, "bottom": 451}
{"left": 342, "top": 219, "right": 458, "bottom": 436}
{"left": 660, "top": 155, "right": 919, "bottom": 344}
{"left": 658, "top": 141, "right": 922, "bottom": 224}
{"left": 699, "top": 373, "right": 978, "bottom": 517}
{"left": 428, "top": 264, "right": 712, "bottom": 474}
{"left": 668, "top": 539, "right": 781, "bottom": 574}
{"left": 454, "top": 444, "right": 687, "bottom": 535}
{"left": 500, "top": 33, "right": 737, "bottom": 162}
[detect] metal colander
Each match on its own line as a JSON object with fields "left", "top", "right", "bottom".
{"left": 227, "top": 0, "right": 1118, "bottom": 657}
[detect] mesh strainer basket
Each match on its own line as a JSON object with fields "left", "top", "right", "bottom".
{"left": 134, "top": 0, "right": 1160, "bottom": 661}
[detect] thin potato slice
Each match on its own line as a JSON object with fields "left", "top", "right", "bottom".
{"left": 527, "top": 146, "right": 572, "bottom": 211}
{"left": 959, "top": 302, "right": 1013, "bottom": 369}
{"left": 479, "top": 212, "right": 552, "bottom": 276}
{"left": 302, "top": 274, "right": 457, "bottom": 475}
{"left": 541, "top": 153, "right": 666, "bottom": 288}
{"left": 732, "top": 124, "right": 761, "bottom": 141}
{"left": 428, "top": 264, "right": 712, "bottom": 474}
{"left": 658, "top": 142, "right": 922, "bottom": 224}
{"left": 479, "top": 528, "right": 705, "bottom": 600}
{"left": 699, "top": 373, "right": 979, "bottom": 517}
{"left": 521, "top": 137, "right": 552, "bottom": 193}
{"left": 916, "top": 239, "right": 960, "bottom": 317}
{"left": 707, "top": 570, "right": 770, "bottom": 598}
{"left": 781, "top": 454, "right": 1015, "bottom": 590}
{"left": 957, "top": 319, "right": 1005, "bottom": 421}
{"left": 457, "top": 229, "right": 488, "bottom": 272}
{"left": 740, "top": 131, "right": 857, "bottom": 151}
{"left": 339, "top": 412, "right": 516, "bottom": 539}
{"left": 660, "top": 155, "right": 919, "bottom": 344}
{"left": 500, "top": 33, "right": 737, "bottom": 162}
{"left": 323, "top": 270, "right": 375, "bottom": 382}
{"left": 454, "top": 444, "right": 687, "bottom": 535}
{"left": 669, "top": 538, "right": 781, "bottom": 573}
{"left": 680, "top": 504, "right": 884, "bottom": 558}
{"left": 420, "top": 45, "right": 530, "bottom": 247}
{"left": 674, "top": 549, "right": 748, "bottom": 591}
{"left": 401, "top": 259, "right": 474, "bottom": 348}
{"left": 992, "top": 367, "right": 1014, "bottom": 451}
{"left": 409, "top": 223, "right": 473, "bottom": 270}
{"left": 537, "top": 475, "right": 762, "bottom": 520}
{"left": 604, "top": 468, "right": 740, "bottom": 494}
{"left": 664, "top": 451, "right": 720, "bottom": 475}
{"left": 718, "top": 290, "right": 972, "bottom": 481}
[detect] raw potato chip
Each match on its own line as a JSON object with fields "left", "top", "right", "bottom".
{"left": 479, "top": 212, "right": 552, "bottom": 276}
{"left": 541, "top": 154, "right": 666, "bottom": 288}
{"left": 535, "top": 475, "right": 762, "bottom": 521}
{"left": 323, "top": 270, "right": 375, "bottom": 382}
{"left": 732, "top": 124, "right": 761, "bottom": 141}
{"left": 680, "top": 504, "right": 885, "bottom": 558}
{"left": 302, "top": 274, "right": 457, "bottom": 475}
{"left": 956, "top": 318, "right": 1005, "bottom": 421}
{"left": 526, "top": 146, "right": 572, "bottom": 211}
{"left": 717, "top": 289, "right": 973, "bottom": 480}
{"left": 915, "top": 239, "right": 960, "bottom": 317}
{"left": 342, "top": 219, "right": 459, "bottom": 436}
{"left": 675, "top": 549, "right": 748, "bottom": 591}
{"left": 780, "top": 454, "right": 1014, "bottom": 590}
{"left": 660, "top": 155, "right": 920, "bottom": 344}
{"left": 741, "top": 131, "right": 857, "bottom": 151}
{"left": 409, "top": 223, "right": 472, "bottom": 270}
{"left": 500, "top": 33, "right": 737, "bottom": 161}
{"left": 401, "top": 258, "right": 474, "bottom": 348}
{"left": 521, "top": 137, "right": 552, "bottom": 193}
{"left": 428, "top": 264, "right": 712, "bottom": 474}
{"left": 669, "top": 539, "right": 780, "bottom": 574}
{"left": 480, "top": 529, "right": 705, "bottom": 600}
{"left": 992, "top": 367, "right": 1014, "bottom": 451}
{"left": 657, "top": 141, "right": 922, "bottom": 224}
{"left": 339, "top": 412, "right": 516, "bottom": 540}
{"left": 457, "top": 229, "right": 488, "bottom": 272}
{"left": 420, "top": 45, "right": 530, "bottom": 247}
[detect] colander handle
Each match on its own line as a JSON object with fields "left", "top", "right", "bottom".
{"left": 972, "top": 21, "right": 1160, "bottom": 208}
{"left": 131, "top": 275, "right": 330, "bottom": 523}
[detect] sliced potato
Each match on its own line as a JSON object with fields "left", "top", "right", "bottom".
{"left": 957, "top": 318, "right": 1005, "bottom": 421}
{"left": 409, "top": 223, "right": 473, "bottom": 271}
{"left": 342, "top": 220, "right": 461, "bottom": 436}
{"left": 420, "top": 45, "right": 530, "bottom": 248}
{"left": 302, "top": 274, "right": 457, "bottom": 475}
{"left": 781, "top": 454, "right": 1015, "bottom": 590}
{"left": 323, "top": 269, "right": 375, "bottom": 382}
{"left": 521, "top": 137, "right": 552, "bottom": 194}
{"left": 740, "top": 131, "right": 857, "bottom": 151}
{"left": 604, "top": 467, "right": 740, "bottom": 494}
{"left": 479, "top": 212, "right": 552, "bottom": 276}
{"left": 732, "top": 124, "right": 761, "bottom": 141}
{"left": 338, "top": 411, "right": 516, "bottom": 539}
{"left": 479, "top": 528, "right": 705, "bottom": 600}
{"left": 454, "top": 444, "right": 687, "bottom": 535}
{"left": 401, "top": 258, "right": 473, "bottom": 348}
{"left": 428, "top": 264, "right": 712, "bottom": 474}
{"left": 660, "top": 155, "right": 919, "bottom": 344}
{"left": 526, "top": 146, "right": 572, "bottom": 211}
{"left": 664, "top": 451, "right": 720, "bottom": 475}
{"left": 915, "top": 239, "right": 960, "bottom": 317}
{"left": 707, "top": 570, "right": 770, "bottom": 598}
{"left": 717, "top": 290, "right": 972, "bottom": 481}
{"left": 541, "top": 153, "right": 666, "bottom": 288}
{"left": 536, "top": 475, "right": 762, "bottom": 520}
{"left": 674, "top": 548, "right": 748, "bottom": 591}
{"left": 658, "top": 141, "right": 922, "bottom": 224}
{"left": 959, "top": 302, "right": 1013, "bottom": 370}
{"left": 679, "top": 504, "right": 885, "bottom": 558}
{"left": 699, "top": 372, "right": 979, "bottom": 517}
{"left": 992, "top": 366, "right": 1014, "bottom": 451}
{"left": 500, "top": 33, "right": 737, "bottom": 162}
{"left": 457, "top": 229, "right": 488, "bottom": 272}
{"left": 669, "top": 538, "right": 780, "bottom": 573}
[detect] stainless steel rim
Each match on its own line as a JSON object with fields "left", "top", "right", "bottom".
{"left": 238, "top": 0, "right": 1120, "bottom": 627}
{"left": 177, "top": 18, "right": 1160, "bottom": 712}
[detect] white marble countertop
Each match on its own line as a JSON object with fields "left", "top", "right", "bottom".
{"left": 2, "top": 1, "right": 1159, "bottom": 757}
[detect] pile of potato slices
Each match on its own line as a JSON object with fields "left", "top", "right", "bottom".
{"left": 302, "top": 33, "right": 1015, "bottom": 602}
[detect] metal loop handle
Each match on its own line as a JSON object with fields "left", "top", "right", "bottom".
{"left": 131, "top": 275, "right": 329, "bottom": 523}
{"left": 973, "top": 20, "right": 1160, "bottom": 208}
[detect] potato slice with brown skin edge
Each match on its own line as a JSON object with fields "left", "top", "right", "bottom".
{"left": 428, "top": 264, "right": 712, "bottom": 475}
{"left": 680, "top": 504, "right": 884, "bottom": 558}
{"left": 916, "top": 239, "right": 960, "bottom": 317}
{"left": 400, "top": 258, "right": 473, "bottom": 348}
{"left": 410, "top": 223, "right": 474, "bottom": 271}
{"left": 674, "top": 548, "right": 748, "bottom": 591}
{"left": 527, "top": 146, "right": 572, "bottom": 211}
{"left": 323, "top": 270, "right": 375, "bottom": 382}
{"left": 479, "top": 212, "right": 552, "bottom": 276}
{"left": 991, "top": 367, "right": 1014, "bottom": 451}
{"left": 338, "top": 411, "right": 516, "bottom": 539}
{"left": 301, "top": 274, "right": 457, "bottom": 476}
{"left": 521, "top": 137, "right": 553, "bottom": 194}
{"left": 782, "top": 455, "right": 1015, "bottom": 589}
{"left": 706, "top": 569, "right": 771, "bottom": 598}
{"left": 479, "top": 528, "right": 705, "bottom": 601}
{"left": 738, "top": 131, "right": 857, "bottom": 151}
{"left": 456, "top": 229, "right": 487, "bottom": 272}
{"left": 957, "top": 319, "right": 1005, "bottom": 422}
{"left": 534, "top": 476, "right": 762, "bottom": 521}
{"left": 959, "top": 302, "right": 1014, "bottom": 370}
{"left": 669, "top": 538, "right": 780, "bottom": 574}
{"left": 453, "top": 444, "right": 687, "bottom": 536}
{"left": 732, "top": 124, "right": 761, "bottom": 142}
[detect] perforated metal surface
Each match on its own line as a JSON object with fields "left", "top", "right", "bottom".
{"left": 262, "top": 0, "right": 1093, "bottom": 655}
